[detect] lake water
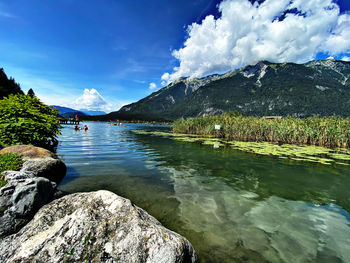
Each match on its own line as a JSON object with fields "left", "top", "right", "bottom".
{"left": 57, "top": 121, "right": 350, "bottom": 263}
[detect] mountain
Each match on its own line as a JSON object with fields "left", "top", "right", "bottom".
{"left": 0, "top": 68, "right": 23, "bottom": 99}
{"left": 99, "top": 59, "right": 350, "bottom": 121}
{"left": 80, "top": 109, "right": 106, "bottom": 116}
{"left": 52, "top": 106, "right": 87, "bottom": 118}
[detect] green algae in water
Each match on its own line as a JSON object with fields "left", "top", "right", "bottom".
{"left": 132, "top": 130, "right": 350, "bottom": 166}
{"left": 328, "top": 153, "right": 350, "bottom": 161}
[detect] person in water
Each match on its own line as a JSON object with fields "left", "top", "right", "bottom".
{"left": 82, "top": 125, "right": 88, "bottom": 131}
{"left": 73, "top": 125, "right": 80, "bottom": 131}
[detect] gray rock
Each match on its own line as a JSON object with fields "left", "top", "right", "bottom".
{"left": 2, "top": 170, "right": 32, "bottom": 181}
{"left": 21, "top": 157, "right": 66, "bottom": 184}
{"left": 0, "top": 190, "right": 197, "bottom": 263}
{"left": 0, "top": 145, "right": 67, "bottom": 184}
{"left": 0, "top": 177, "right": 56, "bottom": 238}
{"left": 0, "top": 146, "right": 66, "bottom": 238}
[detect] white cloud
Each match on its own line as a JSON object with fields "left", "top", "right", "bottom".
{"left": 162, "top": 0, "right": 350, "bottom": 84}
{"left": 71, "top": 89, "right": 131, "bottom": 113}
{"left": 74, "top": 89, "right": 108, "bottom": 111}
{"left": 342, "top": 56, "right": 350, "bottom": 61}
{"left": 2, "top": 65, "right": 129, "bottom": 113}
{"left": 149, "top": 82, "right": 157, "bottom": 90}
{"left": 161, "top": 73, "right": 170, "bottom": 86}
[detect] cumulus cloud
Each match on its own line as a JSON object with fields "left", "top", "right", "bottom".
{"left": 162, "top": 0, "right": 350, "bottom": 84}
{"left": 149, "top": 82, "right": 157, "bottom": 90}
{"left": 74, "top": 88, "right": 108, "bottom": 111}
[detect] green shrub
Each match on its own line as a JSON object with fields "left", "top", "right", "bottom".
{"left": 0, "top": 153, "right": 23, "bottom": 187}
{"left": 0, "top": 94, "right": 61, "bottom": 148}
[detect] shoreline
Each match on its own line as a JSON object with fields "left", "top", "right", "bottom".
{"left": 0, "top": 144, "right": 198, "bottom": 263}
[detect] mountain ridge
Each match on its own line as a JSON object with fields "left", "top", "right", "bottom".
{"left": 52, "top": 105, "right": 106, "bottom": 118}
{"left": 90, "top": 59, "right": 350, "bottom": 121}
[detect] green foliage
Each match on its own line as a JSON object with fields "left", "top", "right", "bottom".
{"left": 0, "top": 174, "right": 6, "bottom": 188}
{"left": 173, "top": 115, "right": 350, "bottom": 149}
{"left": 0, "top": 94, "right": 61, "bottom": 148}
{"left": 0, "top": 153, "right": 23, "bottom": 187}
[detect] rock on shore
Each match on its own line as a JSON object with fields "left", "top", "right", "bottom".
{"left": 0, "top": 175, "right": 56, "bottom": 238}
{"left": 0, "top": 145, "right": 66, "bottom": 238}
{"left": 0, "top": 190, "right": 197, "bottom": 263}
{"left": 0, "top": 145, "right": 66, "bottom": 183}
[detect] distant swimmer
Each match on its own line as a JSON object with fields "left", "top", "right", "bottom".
{"left": 73, "top": 125, "right": 80, "bottom": 131}
{"left": 82, "top": 125, "right": 88, "bottom": 131}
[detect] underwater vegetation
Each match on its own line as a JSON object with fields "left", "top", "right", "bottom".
{"left": 173, "top": 113, "right": 350, "bottom": 149}
{"left": 132, "top": 130, "right": 350, "bottom": 165}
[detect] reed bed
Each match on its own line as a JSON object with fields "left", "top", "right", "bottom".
{"left": 173, "top": 113, "right": 350, "bottom": 149}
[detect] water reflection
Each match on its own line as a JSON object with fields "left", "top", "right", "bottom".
{"left": 134, "top": 131, "right": 350, "bottom": 211}
{"left": 57, "top": 122, "right": 350, "bottom": 263}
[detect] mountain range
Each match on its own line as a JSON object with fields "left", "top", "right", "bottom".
{"left": 52, "top": 105, "right": 106, "bottom": 118}
{"left": 91, "top": 59, "right": 350, "bottom": 121}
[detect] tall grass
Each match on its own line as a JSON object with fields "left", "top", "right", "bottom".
{"left": 173, "top": 113, "right": 350, "bottom": 148}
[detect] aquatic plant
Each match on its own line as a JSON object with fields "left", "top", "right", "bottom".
{"left": 132, "top": 130, "right": 350, "bottom": 166}
{"left": 173, "top": 114, "right": 350, "bottom": 149}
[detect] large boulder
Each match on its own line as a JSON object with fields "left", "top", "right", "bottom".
{"left": 0, "top": 173, "right": 56, "bottom": 238}
{"left": 0, "top": 145, "right": 65, "bottom": 238}
{"left": 0, "top": 190, "right": 197, "bottom": 263}
{"left": 20, "top": 157, "right": 66, "bottom": 183}
{"left": 0, "top": 145, "right": 66, "bottom": 184}
{"left": 0, "top": 145, "right": 56, "bottom": 159}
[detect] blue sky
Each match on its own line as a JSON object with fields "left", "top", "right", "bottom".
{"left": 0, "top": 0, "right": 349, "bottom": 112}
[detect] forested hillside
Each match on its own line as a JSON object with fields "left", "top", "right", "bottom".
{"left": 0, "top": 68, "right": 23, "bottom": 99}
{"left": 89, "top": 60, "right": 350, "bottom": 121}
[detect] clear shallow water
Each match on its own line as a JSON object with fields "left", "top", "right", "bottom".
{"left": 57, "top": 122, "right": 350, "bottom": 263}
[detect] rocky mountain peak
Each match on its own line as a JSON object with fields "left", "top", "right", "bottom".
{"left": 99, "top": 59, "right": 350, "bottom": 122}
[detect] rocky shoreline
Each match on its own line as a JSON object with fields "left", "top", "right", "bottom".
{"left": 0, "top": 145, "right": 197, "bottom": 263}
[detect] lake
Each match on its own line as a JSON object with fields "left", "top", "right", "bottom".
{"left": 57, "top": 121, "right": 350, "bottom": 263}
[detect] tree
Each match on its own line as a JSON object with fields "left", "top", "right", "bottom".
{"left": 27, "top": 88, "right": 35, "bottom": 97}
{"left": 0, "top": 68, "right": 23, "bottom": 99}
{"left": 0, "top": 94, "right": 61, "bottom": 148}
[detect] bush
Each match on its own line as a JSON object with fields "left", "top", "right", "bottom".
{"left": 0, "top": 153, "right": 23, "bottom": 187}
{"left": 0, "top": 94, "right": 61, "bottom": 148}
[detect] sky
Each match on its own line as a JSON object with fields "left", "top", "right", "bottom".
{"left": 0, "top": 0, "right": 349, "bottom": 113}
